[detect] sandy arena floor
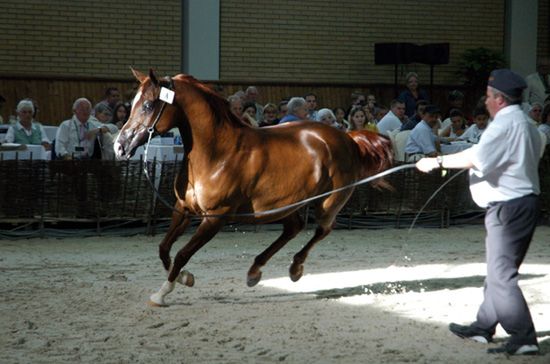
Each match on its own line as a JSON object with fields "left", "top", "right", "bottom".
{"left": 1, "top": 225, "right": 549, "bottom": 363}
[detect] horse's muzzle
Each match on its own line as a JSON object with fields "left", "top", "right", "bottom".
{"left": 114, "top": 128, "right": 148, "bottom": 160}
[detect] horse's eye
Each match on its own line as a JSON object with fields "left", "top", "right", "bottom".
{"left": 142, "top": 101, "right": 154, "bottom": 113}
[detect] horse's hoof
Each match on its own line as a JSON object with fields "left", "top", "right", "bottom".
{"left": 175, "top": 270, "right": 195, "bottom": 287}
{"left": 247, "top": 271, "right": 262, "bottom": 287}
{"left": 148, "top": 293, "right": 168, "bottom": 307}
{"left": 184, "top": 272, "right": 195, "bottom": 287}
{"left": 289, "top": 263, "right": 304, "bottom": 282}
{"left": 147, "top": 299, "right": 168, "bottom": 308}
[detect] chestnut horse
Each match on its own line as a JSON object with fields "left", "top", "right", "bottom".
{"left": 115, "top": 69, "right": 393, "bottom": 306}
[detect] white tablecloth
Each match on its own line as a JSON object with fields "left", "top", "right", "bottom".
{"left": 0, "top": 144, "right": 51, "bottom": 160}
{"left": 441, "top": 141, "right": 473, "bottom": 155}
{"left": 131, "top": 144, "right": 185, "bottom": 161}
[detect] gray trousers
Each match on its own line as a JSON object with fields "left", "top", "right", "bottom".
{"left": 473, "top": 194, "right": 539, "bottom": 346}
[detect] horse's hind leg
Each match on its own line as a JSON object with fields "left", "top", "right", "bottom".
{"left": 247, "top": 211, "right": 304, "bottom": 287}
{"left": 149, "top": 217, "right": 224, "bottom": 307}
{"left": 289, "top": 191, "right": 352, "bottom": 282}
{"left": 289, "top": 225, "right": 331, "bottom": 282}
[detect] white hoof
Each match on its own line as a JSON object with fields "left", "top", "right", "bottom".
{"left": 148, "top": 280, "right": 175, "bottom": 307}
{"left": 148, "top": 292, "right": 167, "bottom": 307}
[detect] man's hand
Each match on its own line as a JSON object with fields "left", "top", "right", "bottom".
{"left": 416, "top": 157, "right": 439, "bottom": 173}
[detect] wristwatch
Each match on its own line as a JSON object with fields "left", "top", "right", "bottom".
{"left": 436, "top": 155, "right": 443, "bottom": 168}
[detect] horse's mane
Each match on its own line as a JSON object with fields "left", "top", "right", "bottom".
{"left": 174, "top": 74, "right": 249, "bottom": 128}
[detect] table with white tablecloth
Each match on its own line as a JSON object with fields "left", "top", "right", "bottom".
{"left": 0, "top": 144, "right": 51, "bottom": 160}
{"left": 441, "top": 141, "right": 473, "bottom": 154}
{"left": 130, "top": 144, "right": 185, "bottom": 161}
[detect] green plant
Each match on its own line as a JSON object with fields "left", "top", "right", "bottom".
{"left": 456, "top": 47, "right": 506, "bottom": 94}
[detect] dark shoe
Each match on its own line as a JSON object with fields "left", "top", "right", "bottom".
{"left": 449, "top": 323, "right": 492, "bottom": 344}
{"left": 487, "top": 342, "right": 539, "bottom": 356}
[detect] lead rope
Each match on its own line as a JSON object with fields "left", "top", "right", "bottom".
{"left": 142, "top": 131, "right": 417, "bottom": 219}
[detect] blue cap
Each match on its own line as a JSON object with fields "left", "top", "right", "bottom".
{"left": 487, "top": 69, "right": 526, "bottom": 98}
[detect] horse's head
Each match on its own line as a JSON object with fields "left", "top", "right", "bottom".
{"left": 114, "top": 68, "right": 177, "bottom": 160}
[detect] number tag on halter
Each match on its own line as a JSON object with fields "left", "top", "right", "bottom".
{"left": 159, "top": 87, "right": 175, "bottom": 104}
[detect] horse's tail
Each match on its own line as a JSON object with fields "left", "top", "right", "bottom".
{"left": 347, "top": 130, "right": 394, "bottom": 190}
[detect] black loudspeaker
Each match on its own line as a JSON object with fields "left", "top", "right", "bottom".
{"left": 374, "top": 42, "right": 450, "bottom": 65}
{"left": 374, "top": 43, "right": 416, "bottom": 65}
{"left": 417, "top": 43, "right": 450, "bottom": 65}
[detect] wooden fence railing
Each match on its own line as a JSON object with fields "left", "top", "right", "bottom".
{"left": 2, "top": 152, "right": 548, "bottom": 235}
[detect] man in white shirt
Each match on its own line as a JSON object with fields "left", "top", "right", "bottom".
{"left": 377, "top": 99, "right": 406, "bottom": 135}
{"left": 523, "top": 57, "right": 550, "bottom": 106}
{"left": 416, "top": 69, "right": 542, "bottom": 356}
{"left": 404, "top": 105, "right": 440, "bottom": 158}
{"left": 55, "top": 98, "right": 118, "bottom": 160}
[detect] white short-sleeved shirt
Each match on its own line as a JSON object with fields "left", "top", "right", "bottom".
{"left": 467, "top": 105, "right": 541, "bottom": 208}
{"left": 459, "top": 124, "right": 485, "bottom": 144}
{"left": 404, "top": 120, "right": 436, "bottom": 155}
{"left": 377, "top": 111, "right": 402, "bottom": 135}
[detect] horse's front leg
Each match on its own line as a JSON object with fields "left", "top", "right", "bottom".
{"left": 149, "top": 217, "right": 224, "bottom": 307}
{"left": 159, "top": 205, "right": 190, "bottom": 271}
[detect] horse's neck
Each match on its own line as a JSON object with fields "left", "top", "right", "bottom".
{"left": 178, "top": 93, "right": 239, "bottom": 159}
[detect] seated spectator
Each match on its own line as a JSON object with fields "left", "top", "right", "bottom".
{"left": 55, "top": 98, "right": 118, "bottom": 160}
{"left": 398, "top": 72, "right": 430, "bottom": 117}
{"left": 527, "top": 102, "right": 543, "bottom": 123}
{"left": 318, "top": 108, "right": 343, "bottom": 130}
{"left": 442, "top": 90, "right": 465, "bottom": 121}
{"left": 259, "top": 103, "right": 279, "bottom": 127}
{"left": 94, "top": 103, "right": 113, "bottom": 124}
{"left": 459, "top": 107, "right": 489, "bottom": 144}
{"left": 93, "top": 87, "right": 121, "bottom": 115}
{"left": 523, "top": 56, "right": 550, "bottom": 106}
{"left": 347, "top": 106, "right": 378, "bottom": 132}
{"left": 374, "top": 106, "right": 388, "bottom": 122}
{"left": 5, "top": 99, "right": 51, "bottom": 150}
{"left": 333, "top": 107, "right": 349, "bottom": 129}
{"left": 279, "top": 97, "right": 308, "bottom": 123}
{"left": 377, "top": 99, "right": 406, "bottom": 135}
{"left": 228, "top": 94, "right": 243, "bottom": 118}
{"left": 245, "top": 86, "right": 264, "bottom": 122}
{"left": 401, "top": 100, "right": 427, "bottom": 131}
{"left": 304, "top": 93, "right": 319, "bottom": 121}
{"left": 539, "top": 102, "right": 550, "bottom": 145}
{"left": 362, "top": 104, "right": 377, "bottom": 126}
{"left": 364, "top": 94, "right": 377, "bottom": 118}
{"left": 241, "top": 101, "right": 259, "bottom": 126}
{"left": 111, "top": 102, "right": 130, "bottom": 129}
{"left": 350, "top": 91, "right": 366, "bottom": 108}
{"left": 404, "top": 105, "right": 441, "bottom": 158}
{"left": 277, "top": 99, "right": 289, "bottom": 120}
{"left": 439, "top": 109, "right": 466, "bottom": 139}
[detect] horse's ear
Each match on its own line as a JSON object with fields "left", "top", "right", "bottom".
{"left": 149, "top": 68, "right": 159, "bottom": 86}
{"left": 131, "top": 67, "right": 147, "bottom": 83}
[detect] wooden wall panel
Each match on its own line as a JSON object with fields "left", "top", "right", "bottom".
{"left": 1, "top": 76, "right": 474, "bottom": 126}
